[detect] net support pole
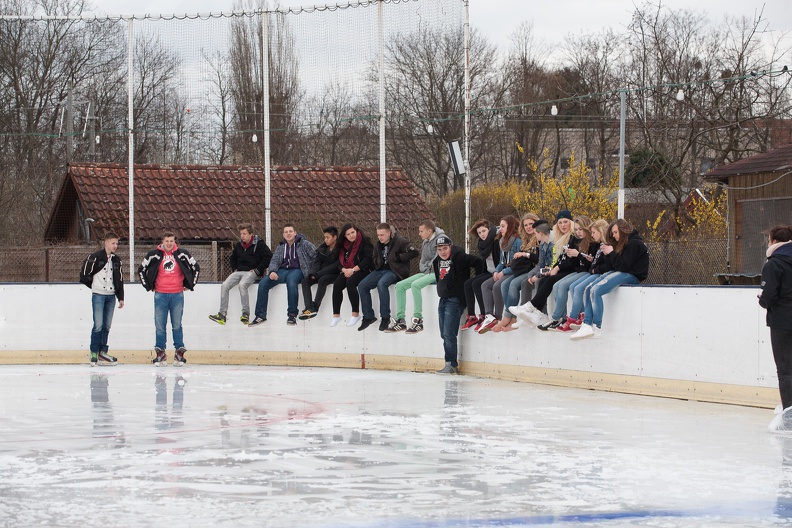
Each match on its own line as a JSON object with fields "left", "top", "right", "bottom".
{"left": 618, "top": 89, "right": 626, "bottom": 220}
{"left": 127, "top": 18, "right": 136, "bottom": 278}
{"left": 378, "top": 0, "right": 386, "bottom": 223}
{"left": 262, "top": 9, "right": 272, "bottom": 247}
{"left": 463, "top": 0, "right": 471, "bottom": 253}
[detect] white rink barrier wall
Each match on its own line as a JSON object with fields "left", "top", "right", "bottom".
{"left": 0, "top": 283, "right": 777, "bottom": 408}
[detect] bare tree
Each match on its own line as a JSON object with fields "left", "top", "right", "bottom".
{"left": 383, "top": 27, "right": 506, "bottom": 196}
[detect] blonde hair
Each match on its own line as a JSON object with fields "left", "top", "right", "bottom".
{"left": 519, "top": 212, "right": 540, "bottom": 250}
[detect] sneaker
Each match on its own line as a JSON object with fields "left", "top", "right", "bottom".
{"left": 152, "top": 347, "right": 167, "bottom": 367}
{"left": 298, "top": 309, "right": 318, "bottom": 320}
{"left": 384, "top": 318, "right": 407, "bottom": 332}
{"left": 511, "top": 318, "right": 528, "bottom": 329}
{"left": 346, "top": 315, "right": 361, "bottom": 327}
{"left": 538, "top": 318, "right": 564, "bottom": 332}
{"left": 472, "top": 315, "right": 487, "bottom": 332}
{"left": 98, "top": 351, "right": 117, "bottom": 365}
{"left": 358, "top": 317, "right": 377, "bottom": 331}
{"left": 287, "top": 315, "right": 297, "bottom": 326}
{"left": 570, "top": 323, "right": 595, "bottom": 340}
{"left": 477, "top": 314, "right": 499, "bottom": 334}
{"left": 568, "top": 312, "right": 585, "bottom": 330}
{"left": 461, "top": 316, "right": 479, "bottom": 331}
{"left": 173, "top": 347, "right": 187, "bottom": 367}
{"left": 208, "top": 313, "right": 226, "bottom": 325}
{"left": 330, "top": 316, "right": 342, "bottom": 327}
{"left": 405, "top": 317, "right": 424, "bottom": 334}
{"left": 90, "top": 351, "right": 98, "bottom": 367}
{"left": 248, "top": 316, "right": 267, "bottom": 327}
{"left": 592, "top": 324, "right": 602, "bottom": 338}
{"left": 509, "top": 302, "right": 540, "bottom": 323}
{"left": 436, "top": 362, "right": 459, "bottom": 374}
{"left": 555, "top": 319, "right": 575, "bottom": 333}
{"left": 378, "top": 318, "right": 391, "bottom": 331}
{"left": 240, "top": 313, "right": 250, "bottom": 325}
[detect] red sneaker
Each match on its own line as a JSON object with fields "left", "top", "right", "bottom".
{"left": 461, "top": 315, "right": 480, "bottom": 331}
{"left": 568, "top": 313, "right": 585, "bottom": 329}
{"left": 555, "top": 319, "right": 575, "bottom": 332}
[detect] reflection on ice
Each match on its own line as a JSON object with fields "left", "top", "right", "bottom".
{"left": 0, "top": 365, "right": 789, "bottom": 527}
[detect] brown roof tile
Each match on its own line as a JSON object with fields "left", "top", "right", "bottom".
{"left": 704, "top": 143, "right": 792, "bottom": 181}
{"left": 47, "top": 163, "right": 433, "bottom": 242}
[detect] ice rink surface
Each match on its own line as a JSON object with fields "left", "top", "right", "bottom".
{"left": 0, "top": 365, "right": 790, "bottom": 528}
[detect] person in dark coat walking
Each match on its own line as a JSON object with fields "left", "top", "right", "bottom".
{"left": 760, "top": 225, "right": 792, "bottom": 432}
{"left": 433, "top": 235, "right": 485, "bottom": 374}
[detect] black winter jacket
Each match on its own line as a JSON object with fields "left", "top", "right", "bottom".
{"left": 371, "top": 234, "right": 420, "bottom": 280}
{"left": 759, "top": 242, "right": 792, "bottom": 331}
{"left": 339, "top": 238, "right": 374, "bottom": 271}
{"left": 607, "top": 231, "right": 649, "bottom": 281}
{"left": 230, "top": 235, "right": 272, "bottom": 276}
{"left": 309, "top": 242, "right": 340, "bottom": 279}
{"left": 138, "top": 246, "right": 200, "bottom": 292}
{"left": 80, "top": 249, "right": 125, "bottom": 301}
{"left": 434, "top": 246, "right": 485, "bottom": 304}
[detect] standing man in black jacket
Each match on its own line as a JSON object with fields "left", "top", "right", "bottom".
{"left": 433, "top": 235, "right": 484, "bottom": 374}
{"left": 299, "top": 226, "right": 340, "bottom": 320}
{"left": 80, "top": 232, "right": 125, "bottom": 366}
{"left": 138, "top": 231, "right": 200, "bottom": 367}
{"left": 357, "top": 223, "right": 419, "bottom": 331}
{"left": 209, "top": 223, "right": 272, "bottom": 325}
{"left": 760, "top": 225, "right": 792, "bottom": 432}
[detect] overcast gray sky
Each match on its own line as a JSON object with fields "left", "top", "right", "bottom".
{"left": 85, "top": 0, "right": 790, "bottom": 64}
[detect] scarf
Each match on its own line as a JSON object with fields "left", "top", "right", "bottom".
{"left": 341, "top": 234, "right": 362, "bottom": 268}
{"left": 767, "top": 240, "right": 792, "bottom": 258}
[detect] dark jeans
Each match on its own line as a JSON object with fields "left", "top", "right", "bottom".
{"left": 772, "top": 327, "right": 792, "bottom": 409}
{"left": 300, "top": 273, "right": 337, "bottom": 311}
{"left": 464, "top": 272, "right": 492, "bottom": 315}
{"left": 90, "top": 293, "right": 116, "bottom": 353}
{"left": 332, "top": 270, "right": 370, "bottom": 314}
{"left": 358, "top": 268, "right": 399, "bottom": 319}
{"left": 254, "top": 268, "right": 304, "bottom": 319}
{"left": 438, "top": 297, "right": 465, "bottom": 367}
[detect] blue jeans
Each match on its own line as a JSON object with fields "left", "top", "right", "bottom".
{"left": 550, "top": 272, "right": 588, "bottom": 320}
{"left": 500, "top": 274, "right": 529, "bottom": 319}
{"left": 255, "top": 268, "right": 304, "bottom": 319}
{"left": 583, "top": 271, "right": 640, "bottom": 328}
{"left": 154, "top": 292, "right": 184, "bottom": 350}
{"left": 568, "top": 274, "right": 602, "bottom": 319}
{"left": 358, "top": 269, "right": 399, "bottom": 319}
{"left": 90, "top": 293, "right": 116, "bottom": 353}
{"left": 438, "top": 297, "right": 465, "bottom": 367}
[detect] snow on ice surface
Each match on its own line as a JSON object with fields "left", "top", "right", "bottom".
{"left": 0, "top": 365, "right": 790, "bottom": 527}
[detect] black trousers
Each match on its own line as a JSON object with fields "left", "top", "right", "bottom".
{"left": 772, "top": 327, "right": 792, "bottom": 409}
{"left": 332, "top": 271, "right": 370, "bottom": 314}
{"left": 300, "top": 274, "right": 337, "bottom": 311}
{"left": 530, "top": 270, "right": 574, "bottom": 311}
{"left": 464, "top": 272, "right": 492, "bottom": 315}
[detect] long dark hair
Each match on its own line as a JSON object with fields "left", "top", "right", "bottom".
{"left": 608, "top": 218, "right": 635, "bottom": 254}
{"left": 495, "top": 215, "right": 520, "bottom": 250}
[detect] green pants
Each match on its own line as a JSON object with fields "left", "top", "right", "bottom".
{"left": 394, "top": 272, "right": 437, "bottom": 319}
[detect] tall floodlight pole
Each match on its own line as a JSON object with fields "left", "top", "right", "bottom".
{"left": 378, "top": 0, "right": 386, "bottom": 222}
{"left": 463, "top": 0, "right": 471, "bottom": 252}
{"left": 262, "top": 8, "right": 272, "bottom": 247}
{"left": 127, "top": 18, "right": 136, "bottom": 278}
{"left": 618, "top": 89, "right": 626, "bottom": 219}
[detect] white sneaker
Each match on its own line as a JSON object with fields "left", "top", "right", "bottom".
{"left": 592, "top": 324, "right": 602, "bottom": 338}
{"left": 534, "top": 313, "right": 551, "bottom": 327}
{"left": 346, "top": 315, "right": 361, "bottom": 327}
{"left": 570, "top": 323, "right": 595, "bottom": 340}
{"left": 476, "top": 314, "right": 497, "bottom": 334}
{"left": 511, "top": 318, "right": 528, "bottom": 329}
{"left": 329, "top": 316, "right": 341, "bottom": 327}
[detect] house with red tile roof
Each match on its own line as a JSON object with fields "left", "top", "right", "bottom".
{"left": 704, "top": 144, "right": 792, "bottom": 275}
{"left": 44, "top": 163, "right": 434, "bottom": 245}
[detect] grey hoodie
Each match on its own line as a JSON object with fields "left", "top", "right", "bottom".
{"left": 419, "top": 227, "right": 445, "bottom": 274}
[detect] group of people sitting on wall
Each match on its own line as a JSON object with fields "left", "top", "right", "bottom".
{"left": 80, "top": 213, "right": 649, "bottom": 371}
{"left": 461, "top": 210, "right": 650, "bottom": 340}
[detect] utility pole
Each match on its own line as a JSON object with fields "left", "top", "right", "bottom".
{"left": 66, "top": 81, "right": 74, "bottom": 162}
